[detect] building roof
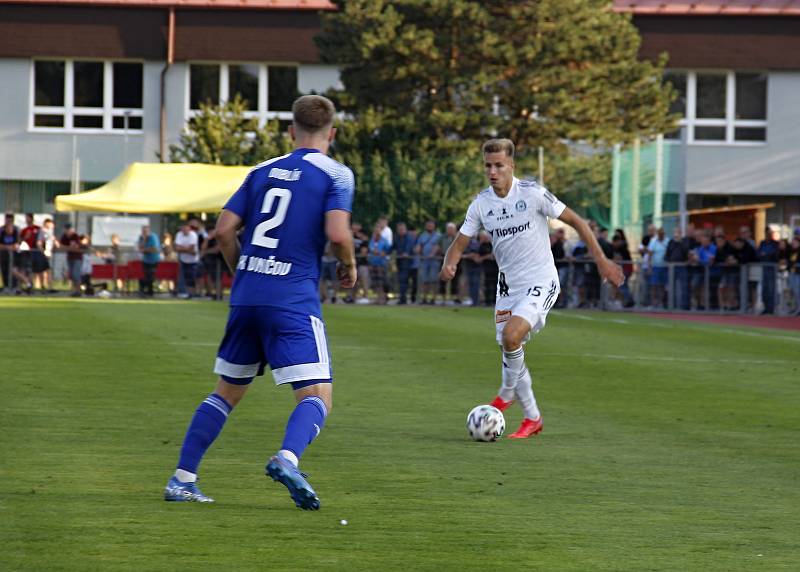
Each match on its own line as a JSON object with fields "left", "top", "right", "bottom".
{"left": 0, "top": 0, "right": 335, "bottom": 9}
{"left": 613, "top": 0, "right": 800, "bottom": 16}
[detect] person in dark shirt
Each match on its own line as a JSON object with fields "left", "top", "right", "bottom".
{"left": 595, "top": 227, "right": 613, "bottom": 307}
{"left": 393, "top": 222, "right": 417, "bottom": 305}
{"left": 731, "top": 236, "right": 757, "bottom": 312}
{"left": 682, "top": 223, "right": 699, "bottom": 251}
{"left": 18, "top": 213, "right": 40, "bottom": 290}
{"left": 789, "top": 236, "right": 800, "bottom": 315}
{"left": 597, "top": 227, "right": 614, "bottom": 259}
{"left": 711, "top": 234, "right": 733, "bottom": 310}
{"left": 550, "top": 227, "right": 568, "bottom": 308}
{"left": 60, "top": 224, "right": 86, "bottom": 297}
{"left": 477, "top": 231, "right": 497, "bottom": 306}
{"left": 757, "top": 228, "right": 780, "bottom": 314}
{"left": 201, "top": 228, "right": 227, "bottom": 300}
{"left": 714, "top": 235, "right": 739, "bottom": 311}
{"left": 463, "top": 235, "right": 482, "bottom": 306}
{"left": 612, "top": 231, "right": 634, "bottom": 308}
{"left": 666, "top": 227, "right": 690, "bottom": 310}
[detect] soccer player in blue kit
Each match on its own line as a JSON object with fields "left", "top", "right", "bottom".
{"left": 164, "top": 95, "right": 357, "bottom": 510}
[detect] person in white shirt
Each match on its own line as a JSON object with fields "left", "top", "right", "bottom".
{"left": 440, "top": 139, "right": 624, "bottom": 438}
{"left": 377, "top": 215, "right": 393, "bottom": 248}
{"left": 174, "top": 223, "right": 199, "bottom": 298}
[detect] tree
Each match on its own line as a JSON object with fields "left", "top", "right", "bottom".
{"left": 168, "top": 95, "right": 293, "bottom": 166}
{"left": 320, "top": 0, "right": 675, "bottom": 151}
{"left": 318, "top": 0, "right": 676, "bottom": 222}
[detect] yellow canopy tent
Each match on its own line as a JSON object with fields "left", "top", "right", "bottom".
{"left": 55, "top": 162, "right": 252, "bottom": 213}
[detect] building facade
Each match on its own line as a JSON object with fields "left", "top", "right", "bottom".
{"left": 1, "top": 0, "right": 798, "bottom": 229}
{"left": 615, "top": 1, "right": 800, "bottom": 228}
{"left": 0, "top": 0, "right": 338, "bottom": 214}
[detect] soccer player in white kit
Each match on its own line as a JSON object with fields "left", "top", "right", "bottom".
{"left": 440, "top": 139, "right": 624, "bottom": 438}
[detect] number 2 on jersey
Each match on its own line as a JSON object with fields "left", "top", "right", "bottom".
{"left": 251, "top": 187, "right": 292, "bottom": 249}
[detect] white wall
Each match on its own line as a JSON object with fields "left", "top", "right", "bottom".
{"left": 683, "top": 72, "right": 800, "bottom": 196}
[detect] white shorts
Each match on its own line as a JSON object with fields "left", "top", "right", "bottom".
{"left": 494, "top": 277, "right": 559, "bottom": 344}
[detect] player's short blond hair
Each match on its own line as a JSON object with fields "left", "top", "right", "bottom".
{"left": 292, "top": 95, "right": 336, "bottom": 135}
{"left": 481, "top": 138, "right": 515, "bottom": 158}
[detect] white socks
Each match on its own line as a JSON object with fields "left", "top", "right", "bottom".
{"left": 499, "top": 347, "right": 525, "bottom": 401}
{"left": 514, "top": 369, "right": 541, "bottom": 420}
{"left": 174, "top": 469, "right": 197, "bottom": 483}
{"left": 500, "top": 346, "right": 541, "bottom": 420}
{"left": 279, "top": 449, "right": 299, "bottom": 467}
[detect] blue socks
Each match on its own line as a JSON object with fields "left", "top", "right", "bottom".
{"left": 175, "top": 393, "right": 328, "bottom": 475}
{"left": 280, "top": 396, "right": 328, "bottom": 461}
{"left": 177, "top": 393, "right": 232, "bottom": 474}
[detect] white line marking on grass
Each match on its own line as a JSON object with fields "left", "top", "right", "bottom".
{"left": 333, "top": 345, "right": 796, "bottom": 365}
{"left": 561, "top": 313, "right": 595, "bottom": 321}
{"left": 551, "top": 311, "right": 800, "bottom": 342}
{"left": 5, "top": 338, "right": 794, "bottom": 365}
{"left": 0, "top": 338, "right": 218, "bottom": 347}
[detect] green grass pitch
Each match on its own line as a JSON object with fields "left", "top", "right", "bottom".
{"left": 1, "top": 298, "right": 798, "bottom": 571}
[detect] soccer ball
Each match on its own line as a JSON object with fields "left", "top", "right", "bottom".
{"left": 466, "top": 405, "right": 506, "bottom": 442}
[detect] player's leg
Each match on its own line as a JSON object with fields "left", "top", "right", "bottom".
{"left": 490, "top": 315, "right": 531, "bottom": 410}
{"left": 278, "top": 381, "right": 332, "bottom": 468}
{"left": 264, "top": 310, "right": 332, "bottom": 510}
{"left": 165, "top": 308, "right": 263, "bottom": 502}
{"left": 504, "top": 315, "right": 543, "bottom": 439}
{"left": 506, "top": 280, "right": 559, "bottom": 438}
{"left": 266, "top": 381, "right": 331, "bottom": 511}
{"left": 489, "top": 294, "right": 524, "bottom": 411}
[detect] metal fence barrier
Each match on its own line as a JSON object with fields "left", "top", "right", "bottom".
{"left": 3, "top": 247, "right": 798, "bottom": 316}
{"left": 321, "top": 255, "right": 798, "bottom": 317}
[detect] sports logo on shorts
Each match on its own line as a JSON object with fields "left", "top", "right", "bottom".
{"left": 515, "top": 200, "right": 526, "bottom": 213}
{"left": 495, "top": 309, "right": 512, "bottom": 323}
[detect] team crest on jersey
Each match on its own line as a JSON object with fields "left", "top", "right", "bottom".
{"left": 515, "top": 200, "right": 527, "bottom": 213}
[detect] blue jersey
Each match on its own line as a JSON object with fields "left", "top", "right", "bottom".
{"left": 224, "top": 148, "right": 354, "bottom": 309}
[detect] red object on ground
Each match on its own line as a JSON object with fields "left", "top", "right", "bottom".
{"left": 508, "top": 417, "right": 543, "bottom": 439}
{"left": 636, "top": 312, "right": 800, "bottom": 331}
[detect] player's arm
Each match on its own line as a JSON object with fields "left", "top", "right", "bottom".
{"left": 215, "top": 209, "right": 243, "bottom": 273}
{"left": 326, "top": 209, "right": 356, "bottom": 289}
{"left": 439, "top": 233, "right": 471, "bottom": 281}
{"left": 558, "top": 207, "right": 625, "bottom": 286}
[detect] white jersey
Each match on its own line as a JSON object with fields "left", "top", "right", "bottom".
{"left": 460, "top": 177, "right": 565, "bottom": 297}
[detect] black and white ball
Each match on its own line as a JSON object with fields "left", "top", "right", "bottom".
{"left": 466, "top": 405, "right": 506, "bottom": 441}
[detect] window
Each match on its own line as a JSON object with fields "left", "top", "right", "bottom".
{"left": 187, "top": 62, "right": 299, "bottom": 122}
{"left": 31, "top": 59, "right": 144, "bottom": 132}
{"left": 190, "top": 64, "right": 220, "bottom": 109}
{"left": 267, "top": 66, "right": 298, "bottom": 112}
{"left": 663, "top": 70, "right": 767, "bottom": 144}
{"left": 229, "top": 64, "right": 259, "bottom": 111}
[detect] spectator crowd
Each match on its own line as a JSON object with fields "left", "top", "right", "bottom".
{"left": 2, "top": 211, "right": 799, "bottom": 316}
{"left": 1, "top": 213, "right": 228, "bottom": 299}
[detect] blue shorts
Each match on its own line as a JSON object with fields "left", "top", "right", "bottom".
{"left": 649, "top": 267, "right": 668, "bottom": 286}
{"left": 420, "top": 259, "right": 439, "bottom": 283}
{"left": 214, "top": 306, "right": 332, "bottom": 386}
{"left": 320, "top": 260, "right": 337, "bottom": 282}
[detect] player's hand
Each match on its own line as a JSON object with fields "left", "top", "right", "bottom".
{"left": 598, "top": 258, "right": 625, "bottom": 287}
{"left": 439, "top": 263, "right": 457, "bottom": 282}
{"left": 337, "top": 262, "right": 357, "bottom": 289}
